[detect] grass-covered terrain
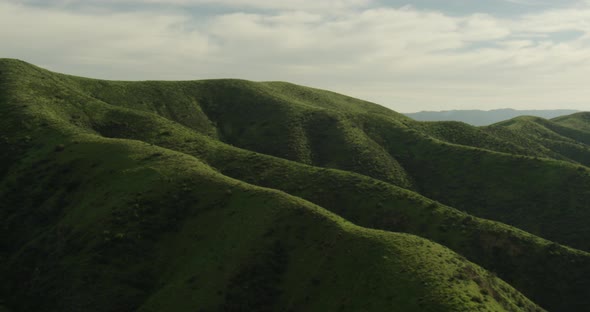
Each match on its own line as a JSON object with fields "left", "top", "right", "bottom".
{"left": 1, "top": 59, "right": 589, "bottom": 311}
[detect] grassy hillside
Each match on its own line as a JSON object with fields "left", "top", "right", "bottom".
{"left": 69, "top": 75, "right": 416, "bottom": 189}
{"left": 484, "top": 116, "right": 590, "bottom": 166}
{"left": 29, "top": 60, "right": 590, "bottom": 256}
{"left": 0, "top": 59, "right": 544, "bottom": 312}
{"left": 3, "top": 58, "right": 590, "bottom": 311}
{"left": 553, "top": 112, "right": 590, "bottom": 133}
{"left": 37, "top": 84, "right": 587, "bottom": 311}
{"left": 3, "top": 131, "right": 538, "bottom": 312}
{"left": 366, "top": 117, "right": 590, "bottom": 251}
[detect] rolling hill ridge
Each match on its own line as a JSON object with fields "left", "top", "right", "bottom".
{"left": 1, "top": 59, "right": 589, "bottom": 311}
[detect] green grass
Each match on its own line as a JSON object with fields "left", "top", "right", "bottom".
{"left": 4, "top": 58, "right": 590, "bottom": 311}
{"left": 553, "top": 112, "right": 590, "bottom": 134}
{"left": 0, "top": 123, "right": 539, "bottom": 312}
{"left": 483, "top": 116, "right": 590, "bottom": 165}
{"left": 58, "top": 95, "right": 588, "bottom": 311}
{"left": 72, "top": 70, "right": 590, "bottom": 256}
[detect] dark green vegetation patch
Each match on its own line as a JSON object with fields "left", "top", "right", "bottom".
{"left": 2, "top": 59, "right": 590, "bottom": 311}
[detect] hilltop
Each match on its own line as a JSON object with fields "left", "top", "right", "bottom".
{"left": 2, "top": 59, "right": 590, "bottom": 311}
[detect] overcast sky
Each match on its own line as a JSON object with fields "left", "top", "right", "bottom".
{"left": 2, "top": 0, "right": 590, "bottom": 112}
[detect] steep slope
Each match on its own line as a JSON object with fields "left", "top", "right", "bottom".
{"left": 363, "top": 116, "right": 590, "bottom": 250}
{"left": 30, "top": 61, "right": 590, "bottom": 256}
{"left": 203, "top": 140, "right": 590, "bottom": 312}
{"left": 484, "top": 116, "right": 590, "bottom": 166}
{"left": 553, "top": 112, "right": 590, "bottom": 133}
{"left": 410, "top": 121, "right": 538, "bottom": 156}
{"left": 5, "top": 59, "right": 590, "bottom": 311}
{"left": 0, "top": 59, "right": 543, "bottom": 312}
{"left": 28, "top": 78, "right": 585, "bottom": 311}
{"left": 69, "top": 76, "right": 416, "bottom": 189}
{"left": 3, "top": 132, "right": 537, "bottom": 312}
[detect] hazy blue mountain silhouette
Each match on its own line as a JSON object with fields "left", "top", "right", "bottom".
{"left": 405, "top": 109, "right": 580, "bottom": 126}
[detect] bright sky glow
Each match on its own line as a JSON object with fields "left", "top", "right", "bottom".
{"left": 2, "top": 0, "right": 590, "bottom": 112}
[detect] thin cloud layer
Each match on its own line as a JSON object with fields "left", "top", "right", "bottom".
{"left": 7, "top": 0, "right": 373, "bottom": 11}
{"left": 1, "top": 0, "right": 589, "bottom": 111}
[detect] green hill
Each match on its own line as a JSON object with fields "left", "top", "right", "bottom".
{"left": 483, "top": 116, "right": 590, "bottom": 166}
{"left": 2, "top": 58, "right": 590, "bottom": 311}
{"left": 553, "top": 112, "right": 590, "bottom": 132}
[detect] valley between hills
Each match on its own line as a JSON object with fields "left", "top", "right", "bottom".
{"left": 2, "top": 59, "right": 590, "bottom": 311}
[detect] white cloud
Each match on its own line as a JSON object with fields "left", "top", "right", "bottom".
{"left": 514, "top": 8, "right": 590, "bottom": 33}
{"left": 1, "top": 1, "right": 590, "bottom": 111}
{"left": 502, "top": 0, "right": 550, "bottom": 5}
{"left": 460, "top": 14, "right": 511, "bottom": 41}
{"left": 0, "top": 2, "right": 214, "bottom": 73}
{"left": 153, "top": 0, "right": 373, "bottom": 11}
{"left": 6, "top": 0, "right": 373, "bottom": 11}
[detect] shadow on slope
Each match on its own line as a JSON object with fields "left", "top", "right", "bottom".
{"left": 0, "top": 76, "right": 541, "bottom": 311}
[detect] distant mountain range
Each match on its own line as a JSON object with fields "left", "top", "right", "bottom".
{"left": 404, "top": 109, "right": 581, "bottom": 126}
